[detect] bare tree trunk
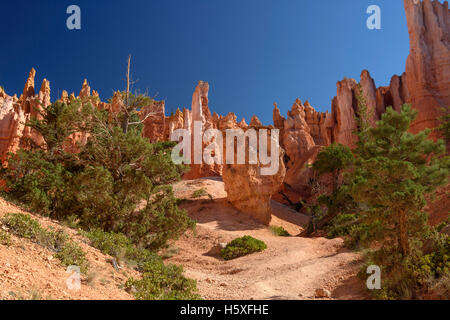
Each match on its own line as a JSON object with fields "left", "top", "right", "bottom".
{"left": 398, "top": 209, "right": 409, "bottom": 256}
{"left": 332, "top": 170, "right": 340, "bottom": 193}
{"left": 121, "top": 54, "right": 131, "bottom": 134}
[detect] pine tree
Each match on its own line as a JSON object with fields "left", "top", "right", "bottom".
{"left": 312, "top": 143, "right": 354, "bottom": 193}
{"left": 2, "top": 97, "right": 192, "bottom": 250}
{"left": 349, "top": 105, "right": 449, "bottom": 256}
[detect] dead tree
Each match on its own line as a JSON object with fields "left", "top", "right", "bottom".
{"left": 120, "top": 54, "right": 157, "bottom": 134}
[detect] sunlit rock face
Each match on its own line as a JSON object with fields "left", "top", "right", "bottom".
{"left": 222, "top": 125, "right": 286, "bottom": 225}
{"left": 0, "top": 93, "right": 25, "bottom": 164}
{"left": 278, "top": 100, "right": 318, "bottom": 194}
{"left": 0, "top": 69, "right": 50, "bottom": 163}
{"left": 140, "top": 100, "right": 166, "bottom": 143}
{"left": 403, "top": 0, "right": 450, "bottom": 138}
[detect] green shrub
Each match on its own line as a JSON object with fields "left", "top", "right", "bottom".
{"left": 0, "top": 230, "right": 11, "bottom": 246}
{"left": 326, "top": 213, "right": 359, "bottom": 239}
{"left": 36, "top": 228, "right": 69, "bottom": 252}
{"left": 1, "top": 100, "right": 193, "bottom": 252}
{"left": 192, "top": 188, "right": 207, "bottom": 199}
{"left": 269, "top": 226, "right": 290, "bottom": 237}
{"left": 55, "top": 241, "right": 89, "bottom": 274}
{"left": 125, "top": 261, "right": 201, "bottom": 300}
{"left": 2, "top": 213, "right": 89, "bottom": 273}
{"left": 2, "top": 213, "right": 42, "bottom": 239}
{"left": 85, "top": 229, "right": 161, "bottom": 272}
{"left": 220, "top": 236, "right": 267, "bottom": 260}
{"left": 359, "top": 231, "right": 449, "bottom": 300}
{"left": 344, "top": 223, "right": 375, "bottom": 249}
{"left": 85, "top": 229, "right": 132, "bottom": 258}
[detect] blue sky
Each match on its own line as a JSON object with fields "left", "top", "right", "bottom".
{"left": 0, "top": 0, "right": 416, "bottom": 124}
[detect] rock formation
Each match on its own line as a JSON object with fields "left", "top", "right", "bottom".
{"left": 0, "top": 69, "right": 51, "bottom": 162}
{"left": 0, "top": 0, "right": 447, "bottom": 222}
{"left": 278, "top": 100, "right": 320, "bottom": 196}
{"left": 140, "top": 100, "right": 166, "bottom": 143}
{"left": 222, "top": 125, "right": 286, "bottom": 225}
{"left": 404, "top": 0, "right": 450, "bottom": 137}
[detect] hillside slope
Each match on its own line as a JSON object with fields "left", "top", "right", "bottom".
{"left": 0, "top": 198, "right": 139, "bottom": 300}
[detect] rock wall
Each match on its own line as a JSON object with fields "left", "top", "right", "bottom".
{"left": 404, "top": 0, "right": 450, "bottom": 137}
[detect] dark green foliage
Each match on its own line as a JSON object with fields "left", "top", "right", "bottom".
{"left": 349, "top": 105, "right": 448, "bottom": 256}
{"left": 305, "top": 143, "right": 357, "bottom": 235}
{"left": 220, "top": 236, "right": 267, "bottom": 260}
{"left": 312, "top": 143, "right": 353, "bottom": 190}
{"left": 438, "top": 107, "right": 450, "bottom": 144}
{"left": 269, "top": 226, "right": 290, "bottom": 237}
{"left": 2, "top": 149, "right": 71, "bottom": 216}
{"left": 125, "top": 261, "right": 201, "bottom": 300}
{"left": 84, "top": 229, "right": 161, "bottom": 272}
{"left": 1, "top": 99, "right": 193, "bottom": 251}
{"left": 325, "top": 213, "right": 359, "bottom": 239}
{"left": 192, "top": 188, "right": 207, "bottom": 199}
{"left": 347, "top": 105, "right": 450, "bottom": 299}
{"left": 0, "top": 91, "right": 200, "bottom": 300}
{"left": 359, "top": 231, "right": 449, "bottom": 300}
{"left": 25, "top": 101, "right": 83, "bottom": 153}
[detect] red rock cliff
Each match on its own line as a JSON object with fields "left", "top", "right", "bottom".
{"left": 404, "top": 0, "right": 450, "bottom": 137}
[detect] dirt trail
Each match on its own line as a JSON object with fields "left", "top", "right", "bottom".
{"left": 169, "top": 178, "right": 367, "bottom": 300}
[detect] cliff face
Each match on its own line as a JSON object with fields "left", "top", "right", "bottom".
{"left": 404, "top": 0, "right": 450, "bottom": 136}
{"left": 0, "top": 69, "right": 50, "bottom": 163}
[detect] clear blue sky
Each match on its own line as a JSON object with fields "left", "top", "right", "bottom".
{"left": 0, "top": 0, "right": 418, "bottom": 124}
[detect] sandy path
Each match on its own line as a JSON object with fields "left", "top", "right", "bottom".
{"left": 169, "top": 178, "right": 367, "bottom": 300}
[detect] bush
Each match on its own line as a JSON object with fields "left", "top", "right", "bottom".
{"left": 359, "top": 231, "right": 449, "bottom": 300}
{"left": 36, "top": 228, "right": 69, "bottom": 252}
{"left": 192, "top": 188, "right": 207, "bottom": 199}
{"left": 1, "top": 101, "right": 193, "bottom": 252}
{"left": 2, "top": 213, "right": 42, "bottom": 239}
{"left": 85, "top": 229, "right": 161, "bottom": 272}
{"left": 326, "top": 214, "right": 359, "bottom": 239}
{"left": 269, "top": 226, "right": 290, "bottom": 237}
{"left": 54, "top": 242, "right": 89, "bottom": 274}
{"left": 125, "top": 260, "right": 201, "bottom": 300}
{"left": 85, "top": 229, "right": 132, "bottom": 258}
{"left": 220, "top": 236, "right": 267, "bottom": 260}
{"left": 0, "top": 230, "right": 11, "bottom": 246}
{"left": 1, "top": 213, "right": 89, "bottom": 273}
{"left": 344, "top": 223, "right": 373, "bottom": 249}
